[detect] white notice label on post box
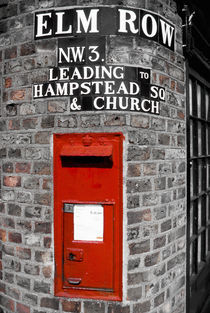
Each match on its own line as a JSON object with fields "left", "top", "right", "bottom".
{"left": 74, "top": 204, "right": 104, "bottom": 241}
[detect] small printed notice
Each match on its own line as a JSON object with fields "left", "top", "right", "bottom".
{"left": 74, "top": 204, "right": 104, "bottom": 241}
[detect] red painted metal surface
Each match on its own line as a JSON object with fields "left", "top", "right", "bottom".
{"left": 54, "top": 133, "right": 123, "bottom": 301}
{"left": 60, "top": 144, "right": 113, "bottom": 157}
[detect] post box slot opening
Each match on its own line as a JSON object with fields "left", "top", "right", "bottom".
{"left": 60, "top": 144, "right": 113, "bottom": 168}
{"left": 61, "top": 156, "right": 113, "bottom": 168}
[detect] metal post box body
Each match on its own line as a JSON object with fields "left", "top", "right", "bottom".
{"left": 54, "top": 133, "right": 123, "bottom": 301}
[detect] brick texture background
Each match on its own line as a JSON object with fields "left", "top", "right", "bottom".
{"left": 0, "top": 0, "right": 186, "bottom": 312}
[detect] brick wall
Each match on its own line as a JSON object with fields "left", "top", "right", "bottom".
{"left": 0, "top": 0, "right": 186, "bottom": 312}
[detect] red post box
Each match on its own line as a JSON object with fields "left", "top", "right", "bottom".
{"left": 54, "top": 133, "right": 123, "bottom": 301}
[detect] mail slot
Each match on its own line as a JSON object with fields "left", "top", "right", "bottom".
{"left": 54, "top": 133, "right": 123, "bottom": 301}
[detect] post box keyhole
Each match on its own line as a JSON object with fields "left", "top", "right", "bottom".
{"left": 69, "top": 253, "right": 75, "bottom": 260}
{"left": 66, "top": 248, "right": 83, "bottom": 262}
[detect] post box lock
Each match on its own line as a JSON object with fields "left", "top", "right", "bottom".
{"left": 66, "top": 248, "right": 83, "bottom": 262}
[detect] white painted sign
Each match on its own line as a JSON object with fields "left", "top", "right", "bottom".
{"left": 34, "top": 7, "right": 175, "bottom": 51}
{"left": 74, "top": 204, "right": 104, "bottom": 241}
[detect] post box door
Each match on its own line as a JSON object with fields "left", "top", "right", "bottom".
{"left": 63, "top": 202, "right": 114, "bottom": 290}
{"left": 54, "top": 133, "right": 123, "bottom": 301}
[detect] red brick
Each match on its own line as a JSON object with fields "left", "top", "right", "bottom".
{"left": 16, "top": 303, "right": 30, "bottom": 313}
{"left": 159, "top": 74, "right": 169, "bottom": 86}
{"left": 34, "top": 193, "right": 51, "bottom": 206}
{"left": 171, "top": 80, "right": 176, "bottom": 90}
{"left": 42, "top": 178, "right": 52, "bottom": 190}
{"left": 3, "top": 176, "right": 21, "bottom": 187}
{"left": 34, "top": 222, "right": 51, "bottom": 234}
{"left": 7, "top": 286, "right": 20, "bottom": 300}
{"left": 5, "top": 46, "right": 17, "bottom": 59}
{"left": 10, "top": 89, "right": 26, "bottom": 101}
{"left": 40, "top": 297, "right": 59, "bottom": 310}
{"left": 44, "top": 237, "right": 51, "bottom": 248}
{"left": 42, "top": 265, "right": 52, "bottom": 278}
{"left": 143, "top": 163, "right": 157, "bottom": 175}
{"left": 20, "top": 42, "right": 35, "bottom": 56}
{"left": 22, "top": 118, "right": 38, "bottom": 129}
{"left": 35, "top": 251, "right": 52, "bottom": 263}
{"left": 127, "top": 209, "right": 151, "bottom": 225}
{"left": 5, "top": 77, "right": 12, "bottom": 88}
{"left": 152, "top": 72, "right": 157, "bottom": 83}
{"left": 178, "top": 110, "right": 185, "bottom": 119}
{"left": 0, "top": 295, "right": 15, "bottom": 311}
{"left": 8, "top": 232, "right": 22, "bottom": 243}
{"left": 8, "top": 119, "right": 20, "bottom": 130}
{"left": 15, "top": 162, "right": 31, "bottom": 173}
{"left": 0, "top": 229, "right": 6, "bottom": 242}
{"left": 62, "top": 300, "right": 81, "bottom": 312}
{"left": 16, "top": 247, "right": 31, "bottom": 260}
{"left": 0, "top": 281, "right": 5, "bottom": 293}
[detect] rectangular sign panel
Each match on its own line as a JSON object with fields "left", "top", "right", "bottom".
{"left": 58, "top": 37, "right": 105, "bottom": 65}
{"left": 33, "top": 64, "right": 164, "bottom": 114}
{"left": 34, "top": 7, "right": 175, "bottom": 51}
{"left": 74, "top": 204, "right": 104, "bottom": 241}
{"left": 33, "top": 7, "right": 169, "bottom": 115}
